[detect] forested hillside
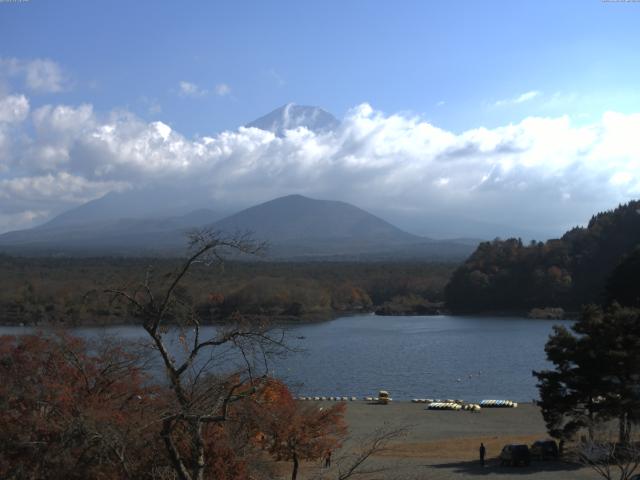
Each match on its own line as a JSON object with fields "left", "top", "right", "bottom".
{"left": 445, "top": 200, "right": 640, "bottom": 312}
{"left": 0, "top": 257, "right": 454, "bottom": 325}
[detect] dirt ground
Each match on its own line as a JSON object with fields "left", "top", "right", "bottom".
{"left": 294, "top": 401, "right": 602, "bottom": 480}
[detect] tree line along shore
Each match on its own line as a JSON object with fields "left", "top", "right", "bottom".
{"left": 2, "top": 201, "right": 640, "bottom": 326}
{"left": 0, "top": 256, "right": 454, "bottom": 326}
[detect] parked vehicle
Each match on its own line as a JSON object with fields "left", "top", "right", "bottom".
{"left": 499, "top": 444, "right": 531, "bottom": 466}
{"left": 530, "top": 439, "right": 559, "bottom": 460}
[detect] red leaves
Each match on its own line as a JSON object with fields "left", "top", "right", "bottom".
{"left": 0, "top": 333, "right": 160, "bottom": 479}
{"left": 241, "top": 379, "right": 348, "bottom": 475}
{"left": 0, "top": 336, "right": 347, "bottom": 480}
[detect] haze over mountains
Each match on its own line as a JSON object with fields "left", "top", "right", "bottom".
{"left": 0, "top": 102, "right": 564, "bottom": 241}
{"left": 0, "top": 104, "right": 552, "bottom": 258}
{"left": 0, "top": 193, "right": 476, "bottom": 260}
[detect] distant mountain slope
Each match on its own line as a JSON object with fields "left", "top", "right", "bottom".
{"left": 246, "top": 104, "right": 339, "bottom": 136}
{"left": 210, "top": 194, "right": 476, "bottom": 260}
{"left": 213, "top": 194, "right": 418, "bottom": 244}
{"left": 40, "top": 187, "right": 216, "bottom": 229}
{"left": 445, "top": 200, "right": 640, "bottom": 312}
{"left": 0, "top": 208, "right": 222, "bottom": 255}
{"left": 0, "top": 193, "right": 476, "bottom": 260}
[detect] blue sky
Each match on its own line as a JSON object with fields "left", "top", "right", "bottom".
{"left": 4, "top": 0, "right": 640, "bottom": 134}
{"left": 1, "top": 0, "right": 640, "bottom": 237}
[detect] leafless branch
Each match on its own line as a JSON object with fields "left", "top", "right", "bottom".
{"left": 579, "top": 439, "right": 640, "bottom": 480}
{"left": 310, "top": 425, "right": 408, "bottom": 480}
{"left": 104, "top": 228, "right": 279, "bottom": 480}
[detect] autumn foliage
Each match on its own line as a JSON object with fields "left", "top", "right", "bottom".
{"left": 242, "top": 379, "right": 347, "bottom": 480}
{"left": 0, "top": 333, "right": 163, "bottom": 479}
{"left": 0, "top": 334, "right": 347, "bottom": 480}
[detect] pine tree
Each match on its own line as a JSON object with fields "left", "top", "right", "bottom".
{"left": 534, "top": 305, "right": 640, "bottom": 444}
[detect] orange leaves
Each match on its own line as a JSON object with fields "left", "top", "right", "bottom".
{"left": 0, "top": 334, "right": 345, "bottom": 480}
{"left": 0, "top": 333, "right": 161, "bottom": 479}
{"left": 202, "top": 424, "right": 251, "bottom": 480}
{"left": 245, "top": 380, "right": 348, "bottom": 467}
{"left": 256, "top": 377, "right": 295, "bottom": 407}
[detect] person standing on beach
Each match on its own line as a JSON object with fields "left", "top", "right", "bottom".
{"left": 324, "top": 450, "right": 331, "bottom": 468}
{"left": 479, "top": 443, "right": 486, "bottom": 466}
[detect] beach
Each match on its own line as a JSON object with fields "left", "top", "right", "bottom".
{"left": 299, "top": 401, "right": 601, "bottom": 479}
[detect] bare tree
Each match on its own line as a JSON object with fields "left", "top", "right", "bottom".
{"left": 311, "top": 425, "right": 408, "bottom": 480}
{"left": 579, "top": 439, "right": 640, "bottom": 480}
{"left": 107, "top": 229, "right": 287, "bottom": 480}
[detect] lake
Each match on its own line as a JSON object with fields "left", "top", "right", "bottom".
{"left": 0, "top": 314, "right": 570, "bottom": 402}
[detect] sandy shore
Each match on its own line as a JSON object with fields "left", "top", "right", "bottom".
{"left": 296, "top": 401, "right": 601, "bottom": 480}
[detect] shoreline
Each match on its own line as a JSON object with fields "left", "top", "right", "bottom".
{"left": 308, "top": 401, "right": 599, "bottom": 479}
{"left": 0, "top": 309, "right": 561, "bottom": 328}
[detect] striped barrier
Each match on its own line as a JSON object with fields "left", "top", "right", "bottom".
{"left": 296, "top": 396, "right": 364, "bottom": 401}
{"left": 479, "top": 399, "right": 518, "bottom": 408}
{"left": 426, "top": 402, "right": 462, "bottom": 411}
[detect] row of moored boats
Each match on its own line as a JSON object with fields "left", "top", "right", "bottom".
{"left": 297, "top": 396, "right": 361, "bottom": 401}
{"left": 295, "top": 396, "right": 517, "bottom": 409}
{"left": 422, "top": 399, "right": 518, "bottom": 411}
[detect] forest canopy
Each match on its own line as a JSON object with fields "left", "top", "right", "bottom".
{"left": 0, "top": 258, "right": 455, "bottom": 326}
{"left": 445, "top": 200, "right": 640, "bottom": 313}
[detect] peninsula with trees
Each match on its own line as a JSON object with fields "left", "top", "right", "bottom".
{"left": 445, "top": 200, "right": 640, "bottom": 315}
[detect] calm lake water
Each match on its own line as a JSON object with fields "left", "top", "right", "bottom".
{"left": 0, "top": 314, "right": 571, "bottom": 402}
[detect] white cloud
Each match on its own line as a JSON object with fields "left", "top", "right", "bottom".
{"left": 33, "top": 103, "right": 95, "bottom": 136}
{"left": 0, "top": 172, "right": 125, "bottom": 226}
{"left": 215, "top": 83, "right": 231, "bottom": 96}
{"left": 0, "top": 58, "right": 69, "bottom": 93}
{"left": 179, "top": 81, "right": 207, "bottom": 97}
{"left": 21, "top": 103, "right": 96, "bottom": 171}
{"left": 24, "top": 59, "right": 67, "bottom": 93}
{"left": 0, "top": 94, "right": 29, "bottom": 123}
{"left": 179, "top": 81, "right": 230, "bottom": 98}
{"left": 0, "top": 172, "right": 123, "bottom": 205}
{"left": 1, "top": 94, "right": 640, "bottom": 235}
{"left": 0, "top": 94, "right": 30, "bottom": 172}
{"left": 514, "top": 91, "right": 540, "bottom": 103}
{"left": 494, "top": 90, "right": 541, "bottom": 107}
{"left": 0, "top": 210, "right": 50, "bottom": 232}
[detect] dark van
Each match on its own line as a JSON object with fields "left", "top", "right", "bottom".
{"left": 530, "top": 439, "right": 559, "bottom": 460}
{"left": 499, "top": 444, "right": 531, "bottom": 466}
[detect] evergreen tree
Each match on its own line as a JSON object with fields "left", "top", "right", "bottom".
{"left": 446, "top": 200, "right": 640, "bottom": 313}
{"left": 606, "top": 247, "right": 640, "bottom": 308}
{"left": 534, "top": 305, "right": 640, "bottom": 444}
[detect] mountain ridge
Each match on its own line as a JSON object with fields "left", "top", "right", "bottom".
{"left": 0, "top": 194, "right": 476, "bottom": 260}
{"left": 212, "top": 194, "right": 420, "bottom": 243}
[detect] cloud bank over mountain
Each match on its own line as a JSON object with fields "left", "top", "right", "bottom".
{"left": 1, "top": 88, "right": 639, "bottom": 237}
